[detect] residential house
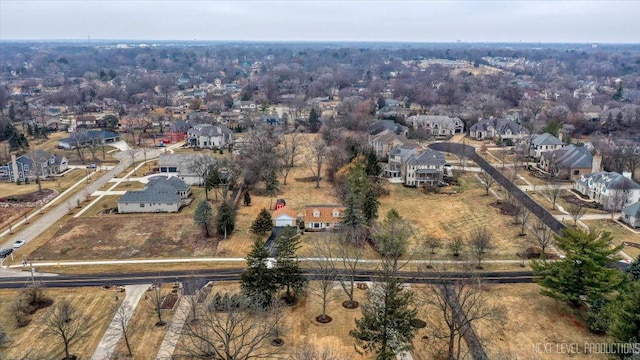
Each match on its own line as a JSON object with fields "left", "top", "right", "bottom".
{"left": 6, "top": 151, "right": 69, "bottom": 182}
{"left": 573, "top": 172, "right": 640, "bottom": 210}
{"left": 539, "top": 144, "right": 595, "bottom": 180}
{"left": 233, "top": 101, "right": 257, "bottom": 112}
{"left": 469, "top": 119, "right": 528, "bottom": 145}
{"left": 58, "top": 130, "right": 120, "bottom": 149}
{"left": 386, "top": 145, "right": 447, "bottom": 187}
{"left": 187, "top": 123, "right": 233, "bottom": 149}
{"left": 117, "top": 176, "right": 191, "bottom": 213}
{"left": 273, "top": 207, "right": 298, "bottom": 227}
{"left": 407, "top": 115, "right": 464, "bottom": 138}
{"left": 262, "top": 114, "right": 281, "bottom": 126}
{"left": 622, "top": 202, "right": 640, "bottom": 228}
{"left": 158, "top": 153, "right": 214, "bottom": 185}
{"left": 530, "top": 133, "right": 565, "bottom": 159}
{"left": 369, "top": 129, "right": 409, "bottom": 159}
{"left": 304, "top": 205, "right": 345, "bottom": 231}
{"left": 370, "top": 120, "right": 409, "bottom": 137}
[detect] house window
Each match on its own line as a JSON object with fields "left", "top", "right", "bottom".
{"left": 325, "top": 223, "right": 330, "bottom": 227}
{"left": 140, "top": 203, "right": 145, "bottom": 207}
{"left": 332, "top": 210, "right": 340, "bottom": 217}
{"left": 313, "top": 223, "right": 320, "bottom": 228}
{"left": 573, "top": 170, "right": 579, "bottom": 175}
{"left": 313, "top": 210, "right": 320, "bottom": 218}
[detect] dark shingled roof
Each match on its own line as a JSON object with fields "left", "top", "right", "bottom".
{"left": 118, "top": 176, "right": 188, "bottom": 204}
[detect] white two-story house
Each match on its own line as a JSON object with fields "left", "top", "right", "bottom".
{"left": 574, "top": 171, "right": 640, "bottom": 211}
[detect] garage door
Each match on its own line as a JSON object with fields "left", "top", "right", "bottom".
{"left": 275, "top": 218, "right": 293, "bottom": 227}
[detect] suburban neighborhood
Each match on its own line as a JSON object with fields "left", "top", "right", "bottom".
{"left": 1, "top": 19, "right": 640, "bottom": 360}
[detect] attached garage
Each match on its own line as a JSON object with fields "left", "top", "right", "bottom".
{"left": 273, "top": 207, "right": 298, "bottom": 227}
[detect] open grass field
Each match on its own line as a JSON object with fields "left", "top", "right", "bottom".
{"left": 0, "top": 286, "right": 122, "bottom": 360}
{"left": 378, "top": 174, "right": 535, "bottom": 260}
{"left": 584, "top": 220, "right": 640, "bottom": 258}
{"left": 474, "top": 284, "right": 610, "bottom": 359}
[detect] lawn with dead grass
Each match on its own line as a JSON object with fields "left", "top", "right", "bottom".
{"left": 474, "top": 284, "right": 609, "bottom": 359}
{"left": 584, "top": 220, "right": 640, "bottom": 258}
{"left": 110, "top": 285, "right": 176, "bottom": 359}
{"left": 0, "top": 286, "right": 122, "bottom": 360}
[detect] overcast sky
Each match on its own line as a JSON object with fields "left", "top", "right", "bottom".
{"left": 1, "top": 0, "right": 639, "bottom": 43}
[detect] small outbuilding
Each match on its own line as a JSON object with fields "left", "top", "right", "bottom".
{"left": 622, "top": 201, "right": 640, "bottom": 228}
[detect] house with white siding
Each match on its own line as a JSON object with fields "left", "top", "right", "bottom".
{"left": 574, "top": 171, "right": 640, "bottom": 211}
{"left": 187, "top": 124, "right": 233, "bottom": 149}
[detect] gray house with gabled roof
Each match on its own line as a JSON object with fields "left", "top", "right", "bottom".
{"left": 6, "top": 151, "right": 68, "bottom": 182}
{"left": 622, "top": 201, "right": 640, "bottom": 228}
{"left": 469, "top": 118, "right": 528, "bottom": 144}
{"left": 117, "top": 176, "right": 191, "bottom": 213}
{"left": 158, "top": 153, "right": 214, "bottom": 185}
{"left": 385, "top": 144, "right": 446, "bottom": 187}
{"left": 407, "top": 115, "right": 464, "bottom": 138}
{"left": 539, "top": 144, "right": 594, "bottom": 180}
{"left": 187, "top": 124, "right": 233, "bottom": 149}
{"left": 530, "top": 133, "right": 565, "bottom": 158}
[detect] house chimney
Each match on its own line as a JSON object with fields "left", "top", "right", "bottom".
{"left": 11, "top": 154, "right": 19, "bottom": 182}
{"left": 622, "top": 171, "right": 632, "bottom": 180}
{"left": 591, "top": 151, "right": 602, "bottom": 174}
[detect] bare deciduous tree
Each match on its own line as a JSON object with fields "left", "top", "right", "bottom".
{"left": 567, "top": 202, "right": 587, "bottom": 226}
{"left": 179, "top": 294, "right": 281, "bottom": 359}
{"left": 313, "top": 236, "right": 337, "bottom": 322}
{"left": 425, "top": 235, "right": 441, "bottom": 268}
{"left": 108, "top": 304, "right": 135, "bottom": 357}
{"left": 146, "top": 285, "right": 166, "bottom": 327}
{"left": 543, "top": 180, "right": 563, "bottom": 210}
{"left": 419, "top": 266, "right": 502, "bottom": 360}
{"left": 188, "top": 154, "right": 217, "bottom": 200}
{"left": 278, "top": 131, "right": 301, "bottom": 185}
{"left": 42, "top": 301, "right": 86, "bottom": 360}
{"left": 534, "top": 222, "right": 555, "bottom": 260}
{"left": 477, "top": 170, "right": 496, "bottom": 196}
{"left": 308, "top": 138, "right": 326, "bottom": 188}
{"left": 468, "top": 227, "right": 494, "bottom": 269}
{"left": 289, "top": 343, "right": 344, "bottom": 360}
{"left": 514, "top": 203, "right": 530, "bottom": 236}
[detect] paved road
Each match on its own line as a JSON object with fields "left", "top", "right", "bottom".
{"left": 0, "top": 268, "right": 538, "bottom": 289}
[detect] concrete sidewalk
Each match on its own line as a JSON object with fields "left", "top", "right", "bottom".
{"left": 155, "top": 296, "right": 192, "bottom": 359}
{"left": 91, "top": 284, "right": 150, "bottom": 360}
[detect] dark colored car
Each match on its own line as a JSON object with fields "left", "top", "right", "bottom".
{"left": 0, "top": 248, "right": 13, "bottom": 258}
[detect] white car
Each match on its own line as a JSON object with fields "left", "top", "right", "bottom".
{"left": 13, "top": 240, "right": 26, "bottom": 249}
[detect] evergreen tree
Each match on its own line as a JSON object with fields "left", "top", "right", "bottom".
{"left": 274, "top": 226, "right": 307, "bottom": 303}
{"left": 627, "top": 255, "right": 640, "bottom": 281}
{"left": 308, "top": 107, "right": 321, "bottom": 133}
{"left": 365, "top": 148, "right": 381, "bottom": 178}
{"left": 362, "top": 183, "right": 380, "bottom": 224}
{"left": 216, "top": 202, "right": 236, "bottom": 240}
{"left": 531, "top": 229, "right": 623, "bottom": 307}
{"left": 351, "top": 208, "right": 417, "bottom": 359}
{"left": 608, "top": 279, "right": 640, "bottom": 357}
{"left": 240, "top": 238, "right": 277, "bottom": 307}
{"left": 194, "top": 200, "right": 213, "bottom": 237}
{"left": 251, "top": 208, "right": 273, "bottom": 236}
{"left": 243, "top": 191, "right": 252, "bottom": 206}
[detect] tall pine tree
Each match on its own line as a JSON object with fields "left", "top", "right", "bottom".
{"left": 274, "top": 226, "right": 307, "bottom": 303}
{"left": 531, "top": 229, "right": 622, "bottom": 307}
{"left": 251, "top": 208, "right": 273, "bottom": 236}
{"left": 241, "top": 239, "right": 277, "bottom": 307}
{"left": 216, "top": 202, "right": 235, "bottom": 240}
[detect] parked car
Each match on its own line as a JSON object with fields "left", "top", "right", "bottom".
{"left": 0, "top": 248, "right": 13, "bottom": 258}
{"left": 13, "top": 240, "right": 26, "bottom": 249}
{"left": 86, "top": 164, "right": 97, "bottom": 169}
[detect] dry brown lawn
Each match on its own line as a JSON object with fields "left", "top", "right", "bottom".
{"left": 584, "top": 220, "right": 640, "bottom": 258}
{"left": 380, "top": 174, "right": 533, "bottom": 260}
{"left": 474, "top": 284, "right": 609, "bottom": 359}
{"left": 0, "top": 287, "right": 122, "bottom": 360}
{"left": 110, "top": 285, "right": 175, "bottom": 359}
